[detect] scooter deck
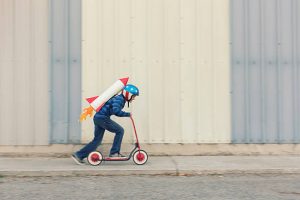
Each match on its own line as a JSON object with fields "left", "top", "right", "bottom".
{"left": 104, "top": 157, "right": 129, "bottom": 161}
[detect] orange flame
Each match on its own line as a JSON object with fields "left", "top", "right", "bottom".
{"left": 80, "top": 106, "right": 94, "bottom": 122}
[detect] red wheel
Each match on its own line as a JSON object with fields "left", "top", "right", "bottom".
{"left": 87, "top": 151, "right": 103, "bottom": 166}
{"left": 133, "top": 150, "right": 148, "bottom": 165}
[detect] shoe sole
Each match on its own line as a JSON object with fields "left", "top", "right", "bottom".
{"left": 71, "top": 156, "right": 85, "bottom": 165}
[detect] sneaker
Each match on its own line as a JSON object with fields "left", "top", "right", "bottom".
{"left": 71, "top": 153, "right": 85, "bottom": 165}
{"left": 109, "top": 153, "right": 126, "bottom": 158}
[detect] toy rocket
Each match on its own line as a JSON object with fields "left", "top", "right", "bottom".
{"left": 80, "top": 77, "right": 129, "bottom": 122}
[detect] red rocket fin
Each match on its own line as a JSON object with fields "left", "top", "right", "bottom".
{"left": 96, "top": 103, "right": 105, "bottom": 112}
{"left": 120, "top": 77, "right": 129, "bottom": 85}
{"left": 86, "top": 96, "right": 99, "bottom": 104}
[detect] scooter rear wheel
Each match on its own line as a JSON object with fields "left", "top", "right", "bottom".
{"left": 87, "top": 151, "right": 103, "bottom": 166}
{"left": 133, "top": 150, "right": 148, "bottom": 165}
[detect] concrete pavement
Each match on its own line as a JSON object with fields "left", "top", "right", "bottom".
{"left": 0, "top": 156, "right": 300, "bottom": 177}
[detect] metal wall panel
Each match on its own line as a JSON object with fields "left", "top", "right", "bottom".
{"left": 0, "top": 0, "right": 49, "bottom": 145}
{"left": 82, "top": 0, "right": 231, "bottom": 143}
{"left": 231, "top": 0, "right": 300, "bottom": 143}
{"left": 49, "top": 0, "right": 81, "bottom": 143}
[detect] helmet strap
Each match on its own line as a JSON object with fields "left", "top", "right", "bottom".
{"left": 126, "top": 94, "right": 137, "bottom": 108}
{"left": 125, "top": 91, "right": 129, "bottom": 101}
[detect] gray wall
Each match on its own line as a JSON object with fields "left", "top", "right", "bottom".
{"left": 231, "top": 0, "right": 300, "bottom": 143}
{"left": 0, "top": 0, "right": 49, "bottom": 145}
{"left": 49, "top": 0, "right": 81, "bottom": 143}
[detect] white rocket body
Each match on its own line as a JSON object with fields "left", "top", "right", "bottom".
{"left": 86, "top": 77, "right": 129, "bottom": 112}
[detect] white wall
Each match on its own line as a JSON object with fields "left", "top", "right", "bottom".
{"left": 82, "top": 0, "right": 231, "bottom": 143}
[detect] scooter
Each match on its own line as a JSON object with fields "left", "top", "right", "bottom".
{"left": 87, "top": 116, "right": 148, "bottom": 166}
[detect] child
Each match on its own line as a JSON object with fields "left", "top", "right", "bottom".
{"left": 72, "top": 84, "right": 139, "bottom": 165}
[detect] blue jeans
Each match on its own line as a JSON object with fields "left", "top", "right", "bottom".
{"left": 76, "top": 116, "right": 124, "bottom": 159}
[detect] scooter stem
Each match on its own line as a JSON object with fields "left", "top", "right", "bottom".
{"left": 130, "top": 115, "right": 140, "bottom": 150}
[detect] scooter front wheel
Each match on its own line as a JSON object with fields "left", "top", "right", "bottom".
{"left": 133, "top": 150, "right": 148, "bottom": 165}
{"left": 87, "top": 151, "right": 103, "bottom": 166}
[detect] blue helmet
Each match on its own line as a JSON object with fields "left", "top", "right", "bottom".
{"left": 123, "top": 84, "right": 139, "bottom": 101}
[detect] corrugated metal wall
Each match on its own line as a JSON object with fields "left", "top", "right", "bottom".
{"left": 82, "top": 0, "right": 231, "bottom": 143}
{"left": 2, "top": 0, "right": 299, "bottom": 146}
{"left": 0, "top": 0, "right": 49, "bottom": 145}
{"left": 49, "top": 0, "right": 82, "bottom": 143}
{"left": 231, "top": 0, "right": 300, "bottom": 143}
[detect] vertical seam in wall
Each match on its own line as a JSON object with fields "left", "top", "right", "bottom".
{"left": 195, "top": 0, "right": 199, "bottom": 142}
{"left": 178, "top": 0, "right": 182, "bottom": 143}
{"left": 81, "top": 0, "right": 85, "bottom": 117}
{"left": 78, "top": 0, "right": 82, "bottom": 143}
{"left": 30, "top": 0, "right": 35, "bottom": 144}
{"left": 48, "top": 0, "right": 53, "bottom": 144}
{"left": 129, "top": 0, "right": 132, "bottom": 81}
{"left": 81, "top": 0, "right": 85, "bottom": 142}
{"left": 242, "top": 0, "right": 246, "bottom": 143}
{"left": 97, "top": 0, "right": 100, "bottom": 92}
{"left": 211, "top": 0, "right": 215, "bottom": 141}
{"left": 292, "top": 0, "right": 296, "bottom": 142}
{"left": 117, "top": 0, "right": 120, "bottom": 79}
{"left": 276, "top": 0, "right": 281, "bottom": 143}
{"left": 247, "top": 0, "right": 251, "bottom": 142}
{"left": 244, "top": 0, "right": 250, "bottom": 143}
{"left": 100, "top": 0, "right": 104, "bottom": 90}
{"left": 66, "top": 0, "right": 71, "bottom": 142}
{"left": 145, "top": 0, "right": 149, "bottom": 143}
{"left": 259, "top": 0, "right": 266, "bottom": 143}
{"left": 162, "top": 0, "right": 166, "bottom": 142}
{"left": 292, "top": 0, "right": 299, "bottom": 142}
{"left": 264, "top": 0, "right": 269, "bottom": 143}
{"left": 296, "top": 0, "right": 299, "bottom": 142}
{"left": 229, "top": 0, "right": 235, "bottom": 143}
{"left": 12, "top": 0, "right": 16, "bottom": 144}
{"left": 0, "top": 0, "right": 4, "bottom": 144}
{"left": 63, "top": 0, "right": 68, "bottom": 142}
{"left": 129, "top": 0, "right": 134, "bottom": 142}
{"left": 113, "top": 0, "right": 116, "bottom": 76}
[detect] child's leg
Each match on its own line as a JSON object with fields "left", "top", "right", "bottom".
{"left": 99, "top": 118, "right": 124, "bottom": 155}
{"left": 76, "top": 123, "right": 105, "bottom": 159}
{"left": 110, "top": 124, "right": 124, "bottom": 155}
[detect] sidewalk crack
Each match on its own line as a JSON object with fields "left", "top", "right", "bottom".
{"left": 171, "top": 156, "right": 179, "bottom": 176}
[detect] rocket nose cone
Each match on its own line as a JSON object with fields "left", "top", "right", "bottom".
{"left": 120, "top": 77, "right": 129, "bottom": 85}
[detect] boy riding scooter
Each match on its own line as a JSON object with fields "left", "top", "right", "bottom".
{"left": 72, "top": 84, "right": 139, "bottom": 165}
